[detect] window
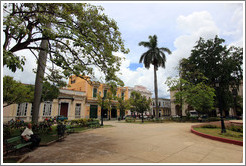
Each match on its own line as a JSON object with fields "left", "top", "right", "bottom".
{"left": 75, "top": 103, "right": 81, "bottom": 117}
{"left": 71, "top": 79, "right": 76, "bottom": 84}
{"left": 121, "top": 92, "right": 125, "bottom": 100}
{"left": 43, "top": 102, "right": 52, "bottom": 116}
{"left": 93, "top": 88, "right": 97, "bottom": 98}
{"left": 17, "top": 103, "right": 28, "bottom": 116}
{"left": 104, "top": 90, "right": 107, "bottom": 98}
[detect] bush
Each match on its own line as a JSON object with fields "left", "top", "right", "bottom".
{"left": 207, "top": 117, "right": 220, "bottom": 122}
{"left": 201, "top": 124, "right": 218, "bottom": 128}
{"left": 228, "top": 125, "right": 243, "bottom": 133}
{"left": 125, "top": 117, "right": 135, "bottom": 123}
{"left": 219, "top": 132, "right": 243, "bottom": 138}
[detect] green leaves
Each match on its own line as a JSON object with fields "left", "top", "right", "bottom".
{"left": 3, "top": 76, "right": 34, "bottom": 106}
{"left": 139, "top": 35, "right": 171, "bottom": 69}
{"left": 3, "top": 3, "right": 129, "bottom": 86}
{"left": 166, "top": 76, "right": 215, "bottom": 115}
{"left": 3, "top": 50, "right": 25, "bottom": 72}
{"left": 129, "top": 91, "right": 151, "bottom": 114}
{"left": 180, "top": 35, "right": 243, "bottom": 114}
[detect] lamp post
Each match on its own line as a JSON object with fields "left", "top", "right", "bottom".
{"left": 215, "top": 80, "right": 226, "bottom": 133}
{"left": 232, "top": 88, "right": 237, "bottom": 118}
{"left": 101, "top": 97, "right": 105, "bottom": 126}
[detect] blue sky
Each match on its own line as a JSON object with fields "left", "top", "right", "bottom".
{"left": 3, "top": 1, "right": 244, "bottom": 99}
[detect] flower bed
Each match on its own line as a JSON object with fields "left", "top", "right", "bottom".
{"left": 191, "top": 122, "right": 243, "bottom": 146}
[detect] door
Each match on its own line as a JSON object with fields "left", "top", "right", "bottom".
{"left": 111, "top": 107, "right": 117, "bottom": 118}
{"left": 90, "top": 105, "right": 98, "bottom": 119}
{"left": 60, "top": 103, "right": 68, "bottom": 117}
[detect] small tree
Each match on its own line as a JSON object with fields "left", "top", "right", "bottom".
{"left": 166, "top": 76, "right": 215, "bottom": 116}
{"left": 117, "top": 98, "right": 130, "bottom": 119}
{"left": 3, "top": 76, "right": 34, "bottom": 107}
{"left": 3, "top": 76, "right": 60, "bottom": 107}
{"left": 130, "top": 91, "right": 151, "bottom": 123}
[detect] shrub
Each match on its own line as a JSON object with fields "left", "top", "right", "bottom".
{"left": 201, "top": 124, "right": 218, "bottom": 128}
{"left": 228, "top": 125, "right": 243, "bottom": 133}
{"left": 207, "top": 117, "right": 220, "bottom": 122}
{"left": 219, "top": 132, "right": 243, "bottom": 138}
{"left": 125, "top": 117, "right": 135, "bottom": 123}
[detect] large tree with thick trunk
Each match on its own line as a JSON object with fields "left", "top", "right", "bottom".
{"left": 3, "top": 3, "right": 129, "bottom": 123}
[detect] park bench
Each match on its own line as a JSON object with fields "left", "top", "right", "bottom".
{"left": 87, "top": 121, "right": 100, "bottom": 128}
{"left": 4, "top": 136, "right": 32, "bottom": 155}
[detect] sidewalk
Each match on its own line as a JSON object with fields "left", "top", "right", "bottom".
{"left": 24, "top": 121, "right": 243, "bottom": 163}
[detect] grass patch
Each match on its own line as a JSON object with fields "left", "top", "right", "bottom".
{"left": 194, "top": 127, "right": 243, "bottom": 141}
{"left": 102, "top": 125, "right": 114, "bottom": 127}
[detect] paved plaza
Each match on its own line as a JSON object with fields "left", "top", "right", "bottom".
{"left": 24, "top": 121, "right": 243, "bottom": 163}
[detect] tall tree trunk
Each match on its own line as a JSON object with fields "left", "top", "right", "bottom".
{"left": 154, "top": 65, "right": 159, "bottom": 118}
{"left": 32, "top": 23, "right": 50, "bottom": 123}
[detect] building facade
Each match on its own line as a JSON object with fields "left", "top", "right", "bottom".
{"left": 3, "top": 75, "right": 153, "bottom": 122}
{"left": 3, "top": 89, "right": 86, "bottom": 123}
{"left": 67, "top": 76, "right": 153, "bottom": 119}
{"left": 152, "top": 98, "right": 171, "bottom": 117}
{"left": 128, "top": 85, "right": 153, "bottom": 116}
{"left": 170, "top": 80, "right": 243, "bottom": 117}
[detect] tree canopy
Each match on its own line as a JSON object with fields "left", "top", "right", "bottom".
{"left": 3, "top": 76, "right": 59, "bottom": 107}
{"left": 166, "top": 76, "right": 215, "bottom": 115}
{"left": 3, "top": 3, "right": 129, "bottom": 85}
{"left": 179, "top": 36, "right": 243, "bottom": 116}
{"left": 129, "top": 91, "right": 151, "bottom": 122}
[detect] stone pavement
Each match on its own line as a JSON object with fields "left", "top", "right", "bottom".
{"left": 24, "top": 121, "right": 243, "bottom": 163}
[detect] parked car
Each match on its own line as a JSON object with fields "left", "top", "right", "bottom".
{"left": 189, "top": 110, "right": 198, "bottom": 117}
{"left": 54, "top": 115, "right": 68, "bottom": 121}
{"left": 139, "top": 115, "right": 148, "bottom": 119}
{"left": 171, "top": 115, "right": 180, "bottom": 118}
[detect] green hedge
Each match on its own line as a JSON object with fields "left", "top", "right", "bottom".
{"left": 125, "top": 117, "right": 136, "bottom": 123}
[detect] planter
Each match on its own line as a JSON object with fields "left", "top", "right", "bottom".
{"left": 191, "top": 124, "right": 243, "bottom": 146}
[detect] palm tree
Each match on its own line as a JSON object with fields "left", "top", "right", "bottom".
{"left": 139, "top": 35, "right": 171, "bottom": 118}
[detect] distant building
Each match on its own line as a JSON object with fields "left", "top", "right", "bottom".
{"left": 3, "top": 75, "right": 153, "bottom": 122}
{"left": 67, "top": 76, "right": 152, "bottom": 118}
{"left": 152, "top": 98, "right": 171, "bottom": 117}
{"left": 128, "top": 85, "right": 153, "bottom": 116}
{"left": 170, "top": 80, "right": 243, "bottom": 117}
{"left": 3, "top": 89, "right": 86, "bottom": 123}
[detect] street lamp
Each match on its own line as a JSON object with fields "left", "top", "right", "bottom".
{"left": 215, "top": 79, "right": 226, "bottom": 133}
{"left": 101, "top": 97, "right": 105, "bottom": 126}
{"left": 232, "top": 88, "right": 238, "bottom": 118}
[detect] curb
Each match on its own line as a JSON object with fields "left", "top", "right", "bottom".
{"left": 17, "top": 155, "right": 29, "bottom": 163}
{"left": 191, "top": 126, "right": 243, "bottom": 146}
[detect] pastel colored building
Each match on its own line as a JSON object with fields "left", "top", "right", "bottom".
{"left": 67, "top": 76, "right": 153, "bottom": 119}
{"left": 3, "top": 89, "right": 86, "bottom": 123}
{"left": 152, "top": 98, "right": 171, "bottom": 117}
{"left": 170, "top": 80, "right": 243, "bottom": 117}
{"left": 3, "top": 75, "right": 153, "bottom": 122}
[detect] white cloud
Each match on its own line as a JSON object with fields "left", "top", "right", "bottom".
{"left": 114, "top": 11, "right": 222, "bottom": 99}
{"left": 3, "top": 3, "right": 243, "bottom": 100}
{"left": 3, "top": 50, "right": 37, "bottom": 84}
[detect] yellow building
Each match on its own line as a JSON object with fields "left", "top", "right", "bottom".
{"left": 3, "top": 89, "right": 86, "bottom": 123}
{"left": 67, "top": 75, "right": 129, "bottom": 120}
